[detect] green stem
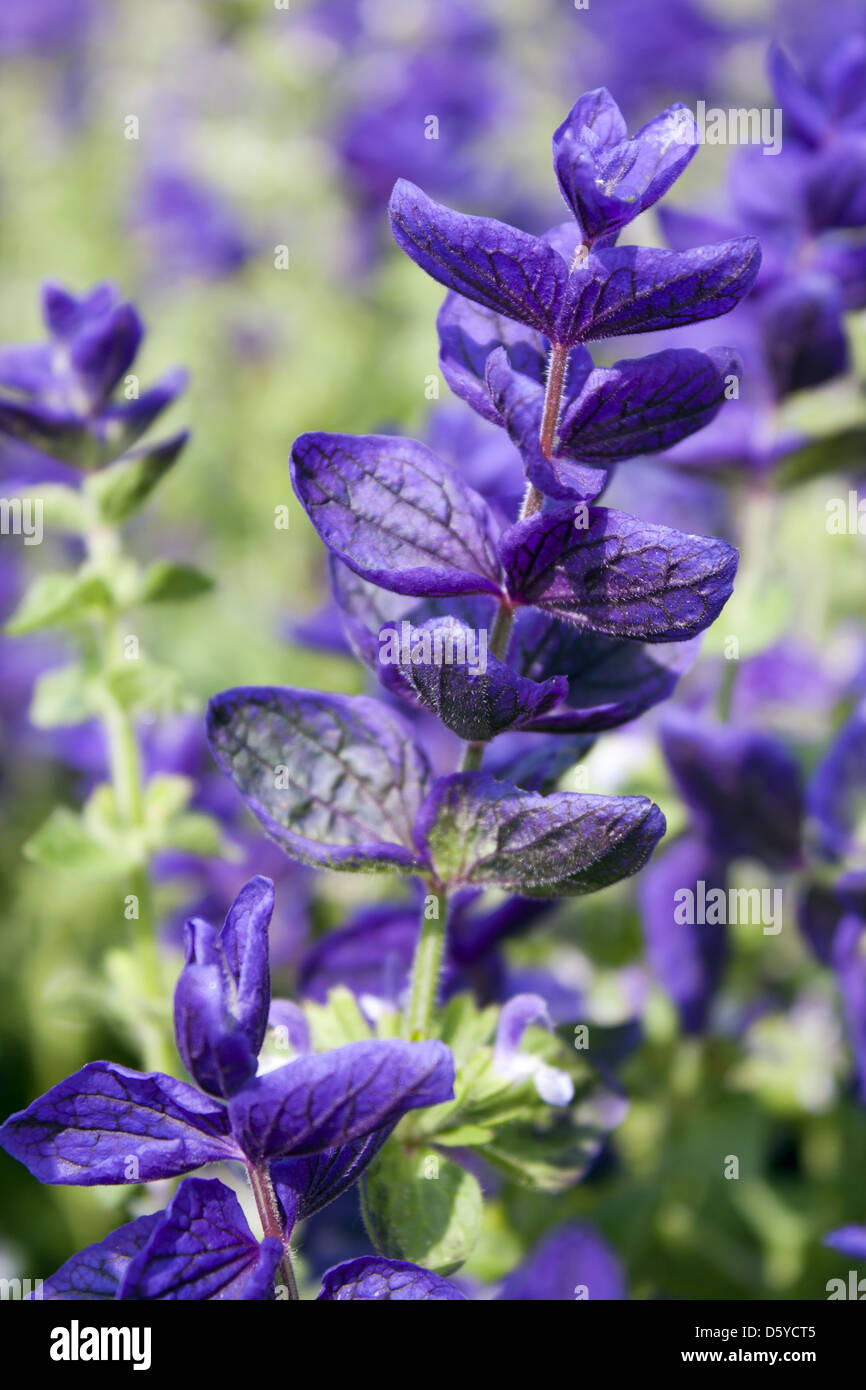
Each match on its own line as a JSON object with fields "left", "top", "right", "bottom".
{"left": 404, "top": 890, "right": 448, "bottom": 1040}
{"left": 247, "top": 1163, "right": 299, "bottom": 1301}
{"left": 87, "top": 530, "right": 172, "bottom": 1074}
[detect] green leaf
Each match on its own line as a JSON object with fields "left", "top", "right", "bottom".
{"left": 362, "top": 1143, "right": 482, "bottom": 1275}
{"left": 31, "top": 484, "right": 88, "bottom": 533}
{"left": 139, "top": 561, "right": 214, "bottom": 604}
{"left": 165, "top": 811, "right": 229, "bottom": 858}
{"left": 23, "top": 807, "right": 129, "bottom": 874}
{"left": 29, "top": 664, "right": 98, "bottom": 728}
{"left": 304, "top": 987, "right": 372, "bottom": 1051}
{"left": 105, "top": 662, "right": 190, "bottom": 716}
{"left": 87, "top": 435, "right": 187, "bottom": 524}
{"left": 4, "top": 571, "right": 113, "bottom": 634}
{"left": 482, "top": 1086, "right": 628, "bottom": 1193}
{"left": 775, "top": 428, "right": 866, "bottom": 488}
{"left": 143, "top": 774, "right": 193, "bottom": 826}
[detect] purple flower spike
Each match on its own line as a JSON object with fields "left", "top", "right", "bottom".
{"left": 807, "top": 701, "right": 866, "bottom": 862}
{"left": 390, "top": 184, "right": 759, "bottom": 348}
{"left": 0, "top": 1061, "right": 241, "bottom": 1185}
{"left": 501, "top": 506, "right": 738, "bottom": 643}
{"left": 552, "top": 89, "right": 698, "bottom": 246}
{"left": 378, "top": 614, "right": 568, "bottom": 741}
{"left": 494, "top": 994, "right": 574, "bottom": 1106}
{"left": 174, "top": 875, "right": 274, "bottom": 1099}
{"left": 227, "top": 1039, "right": 454, "bottom": 1162}
{"left": 318, "top": 1256, "right": 466, "bottom": 1301}
{"left": 0, "top": 281, "right": 187, "bottom": 470}
{"left": 499, "top": 1224, "right": 626, "bottom": 1300}
{"left": 291, "top": 431, "right": 504, "bottom": 598}
{"left": 118, "top": 1178, "right": 283, "bottom": 1301}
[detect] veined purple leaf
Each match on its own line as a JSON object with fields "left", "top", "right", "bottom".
{"left": 291, "top": 431, "right": 504, "bottom": 598}
{"left": 206, "top": 687, "right": 431, "bottom": 872}
{"left": 37, "top": 1215, "right": 161, "bottom": 1300}
{"left": 273, "top": 1127, "right": 394, "bottom": 1230}
{"left": 416, "top": 772, "right": 665, "bottom": 895}
{"left": 560, "top": 239, "right": 761, "bottom": 344}
{"left": 318, "top": 1256, "right": 466, "bottom": 1300}
{"left": 119, "top": 1178, "right": 282, "bottom": 1301}
{"left": 512, "top": 610, "right": 689, "bottom": 733}
{"left": 378, "top": 614, "right": 567, "bottom": 741}
{"left": 228, "top": 1039, "right": 455, "bottom": 1162}
{"left": 557, "top": 348, "right": 741, "bottom": 462}
{"left": 501, "top": 506, "right": 738, "bottom": 642}
{"left": 553, "top": 89, "right": 697, "bottom": 245}
{"left": 0, "top": 1062, "right": 240, "bottom": 1184}
{"left": 389, "top": 179, "right": 567, "bottom": 338}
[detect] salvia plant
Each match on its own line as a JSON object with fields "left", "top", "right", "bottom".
{"left": 3, "top": 25, "right": 866, "bottom": 1302}
{"left": 0, "top": 87, "right": 767, "bottom": 1299}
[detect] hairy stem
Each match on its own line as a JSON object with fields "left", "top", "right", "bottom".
{"left": 539, "top": 340, "right": 570, "bottom": 460}
{"left": 247, "top": 1163, "right": 299, "bottom": 1301}
{"left": 404, "top": 890, "right": 449, "bottom": 1040}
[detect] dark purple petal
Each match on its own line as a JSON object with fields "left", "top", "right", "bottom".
{"left": 512, "top": 610, "right": 687, "bottom": 733}
{"left": 804, "top": 136, "right": 866, "bottom": 231}
{"left": 0, "top": 397, "right": 94, "bottom": 468}
{"left": 174, "top": 876, "right": 274, "bottom": 1099}
{"left": 227, "top": 1039, "right": 455, "bottom": 1161}
{"left": 807, "top": 702, "right": 866, "bottom": 862}
{"left": 219, "top": 875, "right": 273, "bottom": 1055}
{"left": 0, "top": 1062, "right": 240, "bottom": 1184}
{"left": 273, "top": 1127, "right": 394, "bottom": 1230}
{"left": 553, "top": 90, "right": 697, "bottom": 243}
{"left": 501, "top": 506, "right": 738, "bottom": 643}
{"left": 70, "top": 302, "right": 143, "bottom": 407}
{"left": 389, "top": 179, "right": 568, "bottom": 337}
{"left": 38, "top": 1215, "right": 161, "bottom": 1300}
{"left": 661, "top": 710, "right": 803, "bottom": 869}
{"left": 416, "top": 772, "right": 665, "bottom": 895}
{"left": 481, "top": 732, "right": 594, "bottom": 792}
{"left": 318, "top": 1256, "right": 466, "bottom": 1300}
{"left": 638, "top": 834, "right": 728, "bottom": 1033}
{"left": 499, "top": 1223, "right": 626, "bottom": 1300}
{"left": 299, "top": 903, "right": 432, "bottom": 1007}
{"left": 767, "top": 43, "right": 828, "bottom": 147}
{"left": 173, "top": 963, "right": 259, "bottom": 1100}
{"left": 0, "top": 343, "right": 53, "bottom": 393}
{"left": 119, "top": 1178, "right": 282, "bottom": 1301}
{"left": 291, "top": 431, "right": 504, "bottom": 598}
{"left": 557, "top": 348, "right": 741, "bottom": 462}
{"left": 824, "top": 1226, "right": 866, "bottom": 1260}
{"left": 560, "top": 239, "right": 761, "bottom": 344}
{"left": 758, "top": 274, "right": 848, "bottom": 399}
{"left": 378, "top": 614, "right": 567, "bottom": 741}
{"left": 206, "top": 687, "right": 430, "bottom": 872}
{"left": 98, "top": 368, "right": 188, "bottom": 456}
